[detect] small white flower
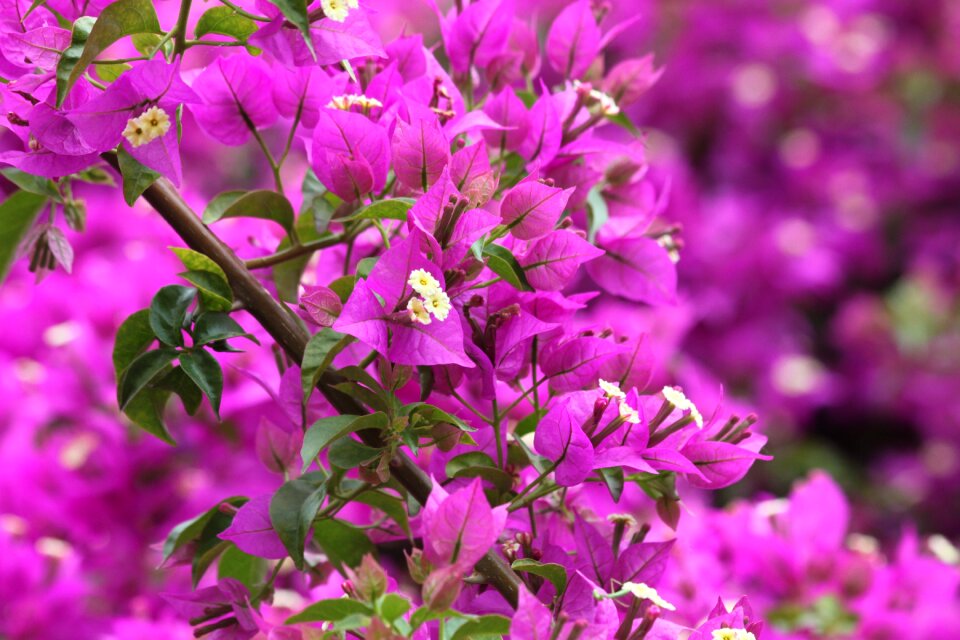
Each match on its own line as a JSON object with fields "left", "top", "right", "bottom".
{"left": 122, "top": 106, "right": 171, "bottom": 147}
{"left": 407, "top": 297, "right": 431, "bottom": 325}
{"left": 321, "top": 0, "right": 351, "bottom": 22}
{"left": 622, "top": 582, "right": 676, "bottom": 611}
{"left": 425, "top": 289, "right": 451, "bottom": 321}
{"left": 661, "top": 385, "right": 704, "bottom": 429}
{"left": 326, "top": 93, "right": 383, "bottom": 111}
{"left": 598, "top": 378, "right": 626, "bottom": 400}
{"left": 408, "top": 268, "right": 442, "bottom": 297}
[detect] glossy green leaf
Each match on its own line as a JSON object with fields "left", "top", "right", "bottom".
{"left": 179, "top": 349, "right": 223, "bottom": 418}
{"left": 56, "top": 0, "right": 161, "bottom": 106}
{"left": 203, "top": 189, "right": 295, "bottom": 235}
{"left": 450, "top": 614, "right": 512, "bottom": 639}
{"left": 117, "top": 146, "right": 161, "bottom": 205}
{"left": 483, "top": 243, "right": 533, "bottom": 291}
{"left": 195, "top": 6, "right": 258, "bottom": 42}
{"left": 122, "top": 387, "right": 175, "bottom": 444}
{"left": 312, "top": 518, "right": 375, "bottom": 574}
{"left": 286, "top": 598, "right": 371, "bottom": 624}
{"left": 301, "top": 413, "right": 388, "bottom": 472}
{"left": 117, "top": 347, "right": 177, "bottom": 411}
{"left": 354, "top": 491, "right": 411, "bottom": 537}
{"left": 0, "top": 191, "right": 47, "bottom": 285}
{"left": 0, "top": 168, "right": 60, "bottom": 200}
{"left": 180, "top": 270, "right": 232, "bottom": 312}
{"left": 170, "top": 247, "right": 228, "bottom": 281}
{"left": 193, "top": 312, "right": 258, "bottom": 347}
{"left": 327, "top": 437, "right": 381, "bottom": 469}
{"left": 356, "top": 256, "right": 378, "bottom": 278}
{"left": 301, "top": 329, "right": 353, "bottom": 402}
{"left": 54, "top": 16, "right": 95, "bottom": 106}
{"left": 338, "top": 198, "right": 416, "bottom": 222}
{"left": 148, "top": 284, "right": 195, "bottom": 347}
{"left": 155, "top": 366, "right": 203, "bottom": 415}
{"left": 111, "top": 309, "right": 154, "bottom": 377}
{"left": 218, "top": 544, "right": 265, "bottom": 594}
{"left": 161, "top": 497, "right": 247, "bottom": 564}
{"left": 445, "top": 452, "right": 514, "bottom": 493}
{"left": 511, "top": 558, "right": 568, "bottom": 594}
{"left": 269, "top": 471, "right": 327, "bottom": 569}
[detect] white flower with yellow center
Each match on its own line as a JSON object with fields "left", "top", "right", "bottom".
{"left": 425, "top": 289, "right": 451, "bottom": 321}
{"left": 408, "top": 268, "right": 442, "bottom": 297}
{"left": 661, "top": 385, "right": 704, "bottom": 429}
{"left": 407, "top": 297, "right": 431, "bottom": 325}
{"left": 327, "top": 94, "right": 383, "bottom": 111}
{"left": 622, "top": 582, "right": 676, "bottom": 611}
{"left": 122, "top": 106, "right": 171, "bottom": 147}
{"left": 598, "top": 378, "right": 626, "bottom": 400}
{"left": 321, "top": 0, "right": 351, "bottom": 22}
{"left": 711, "top": 630, "right": 757, "bottom": 640}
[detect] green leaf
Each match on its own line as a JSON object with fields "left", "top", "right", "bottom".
{"left": 328, "top": 275, "right": 356, "bottom": 302}
{"left": 269, "top": 471, "right": 327, "bottom": 569}
{"left": 218, "top": 544, "right": 265, "bottom": 594}
{"left": 328, "top": 437, "right": 381, "bottom": 469}
{"left": 155, "top": 366, "right": 203, "bottom": 415}
{"left": 180, "top": 270, "right": 233, "bottom": 312}
{"left": 195, "top": 6, "right": 258, "bottom": 42}
{"left": 483, "top": 244, "right": 533, "bottom": 291}
{"left": 122, "top": 387, "right": 175, "bottom": 444}
{"left": 301, "top": 329, "right": 353, "bottom": 403}
{"left": 354, "top": 491, "right": 411, "bottom": 537}
{"left": 170, "top": 247, "right": 233, "bottom": 311}
{"left": 161, "top": 497, "right": 247, "bottom": 564}
{"left": 0, "top": 191, "right": 47, "bottom": 285}
{"left": 95, "top": 61, "right": 131, "bottom": 82}
{"left": 598, "top": 466, "right": 624, "bottom": 503}
{"left": 445, "top": 452, "right": 514, "bottom": 493}
{"left": 203, "top": 189, "right": 295, "bottom": 235}
{"left": 263, "top": 0, "right": 314, "bottom": 59}
{"left": 338, "top": 198, "right": 416, "bottom": 222}
{"left": 54, "top": 16, "right": 95, "bottom": 107}
{"left": 312, "top": 518, "right": 375, "bottom": 574}
{"left": 131, "top": 32, "right": 162, "bottom": 55}
{"left": 511, "top": 559, "right": 568, "bottom": 595}
{"left": 179, "top": 349, "right": 223, "bottom": 419}
{"left": 117, "top": 146, "right": 161, "bottom": 205}
{"left": 272, "top": 206, "right": 331, "bottom": 302}
{"left": 450, "top": 614, "right": 512, "bottom": 639}
{"left": 191, "top": 506, "right": 239, "bottom": 586}
{"left": 193, "top": 312, "right": 258, "bottom": 347}
{"left": 356, "top": 256, "right": 378, "bottom": 278}
{"left": 0, "top": 168, "right": 60, "bottom": 200}
{"left": 148, "top": 284, "right": 196, "bottom": 347}
{"left": 73, "top": 167, "right": 116, "bottom": 186}
{"left": 378, "top": 593, "right": 411, "bottom": 622}
{"left": 301, "top": 413, "right": 388, "bottom": 472}
{"left": 286, "top": 598, "right": 371, "bottom": 624}
{"left": 404, "top": 403, "right": 476, "bottom": 432}
{"left": 56, "top": 0, "right": 161, "bottom": 106}
{"left": 606, "top": 111, "right": 640, "bottom": 135}
{"left": 117, "top": 347, "right": 177, "bottom": 411}
{"left": 112, "top": 309, "right": 154, "bottom": 377}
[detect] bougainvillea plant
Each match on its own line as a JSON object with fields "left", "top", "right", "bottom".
{"left": 0, "top": 0, "right": 775, "bottom": 638}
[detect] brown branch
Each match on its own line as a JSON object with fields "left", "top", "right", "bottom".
{"left": 104, "top": 155, "right": 521, "bottom": 606}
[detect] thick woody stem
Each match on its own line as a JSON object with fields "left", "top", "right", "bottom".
{"left": 103, "top": 155, "right": 521, "bottom": 605}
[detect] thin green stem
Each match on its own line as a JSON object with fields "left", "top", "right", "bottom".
{"left": 492, "top": 398, "right": 504, "bottom": 469}
{"left": 173, "top": 0, "right": 193, "bottom": 56}
{"left": 217, "top": 0, "right": 270, "bottom": 21}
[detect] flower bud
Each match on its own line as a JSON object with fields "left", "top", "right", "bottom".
{"left": 405, "top": 548, "right": 430, "bottom": 583}
{"left": 422, "top": 565, "right": 464, "bottom": 612}
{"left": 346, "top": 554, "right": 388, "bottom": 601}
